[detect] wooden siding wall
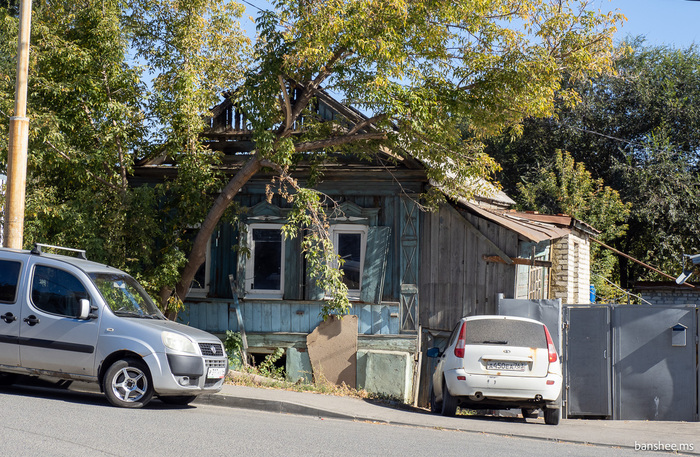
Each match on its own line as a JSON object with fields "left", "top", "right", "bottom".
{"left": 207, "top": 181, "right": 420, "bottom": 306}
{"left": 186, "top": 177, "right": 425, "bottom": 336}
{"left": 178, "top": 299, "right": 401, "bottom": 335}
{"left": 419, "top": 204, "right": 518, "bottom": 332}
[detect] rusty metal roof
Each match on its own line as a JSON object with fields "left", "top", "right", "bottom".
{"left": 455, "top": 199, "right": 595, "bottom": 242}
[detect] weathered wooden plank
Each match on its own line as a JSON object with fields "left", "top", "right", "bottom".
{"left": 359, "top": 334, "right": 418, "bottom": 352}
{"left": 269, "top": 302, "right": 282, "bottom": 333}
{"left": 195, "top": 302, "right": 207, "bottom": 331}
{"left": 251, "top": 302, "right": 263, "bottom": 332}
{"left": 262, "top": 303, "right": 273, "bottom": 332}
{"left": 215, "top": 302, "right": 228, "bottom": 332}
{"left": 357, "top": 304, "right": 372, "bottom": 335}
{"left": 246, "top": 332, "right": 307, "bottom": 349}
{"left": 449, "top": 209, "right": 462, "bottom": 316}
{"left": 240, "top": 332, "right": 418, "bottom": 352}
{"left": 243, "top": 302, "right": 255, "bottom": 333}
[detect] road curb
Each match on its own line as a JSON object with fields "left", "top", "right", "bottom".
{"left": 193, "top": 393, "right": 379, "bottom": 423}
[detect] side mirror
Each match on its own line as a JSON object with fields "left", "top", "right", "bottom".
{"left": 426, "top": 347, "right": 441, "bottom": 358}
{"left": 78, "top": 299, "right": 97, "bottom": 320}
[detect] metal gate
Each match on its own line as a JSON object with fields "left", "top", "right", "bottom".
{"left": 613, "top": 305, "right": 697, "bottom": 421}
{"left": 565, "top": 306, "right": 611, "bottom": 418}
{"left": 564, "top": 304, "right": 698, "bottom": 421}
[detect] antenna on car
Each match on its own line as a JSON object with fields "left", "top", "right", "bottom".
{"left": 31, "top": 243, "right": 88, "bottom": 260}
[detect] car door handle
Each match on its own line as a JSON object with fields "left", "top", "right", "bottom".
{"left": 23, "top": 315, "right": 40, "bottom": 326}
{"left": 1, "top": 312, "right": 17, "bottom": 323}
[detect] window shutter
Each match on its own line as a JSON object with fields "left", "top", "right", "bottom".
{"left": 235, "top": 226, "right": 248, "bottom": 298}
{"left": 360, "top": 226, "right": 391, "bottom": 304}
{"left": 284, "top": 233, "right": 302, "bottom": 300}
{"left": 304, "top": 234, "right": 325, "bottom": 301}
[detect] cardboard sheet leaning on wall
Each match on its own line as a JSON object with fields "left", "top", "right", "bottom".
{"left": 306, "top": 315, "right": 358, "bottom": 388}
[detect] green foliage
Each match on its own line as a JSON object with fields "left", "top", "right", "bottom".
{"left": 256, "top": 347, "right": 285, "bottom": 380}
{"left": 282, "top": 186, "right": 351, "bottom": 318}
{"left": 224, "top": 331, "right": 285, "bottom": 380}
{"left": 223, "top": 330, "right": 244, "bottom": 370}
{"left": 488, "top": 40, "right": 700, "bottom": 286}
{"left": 2, "top": 0, "right": 623, "bottom": 313}
{"left": 516, "top": 150, "right": 630, "bottom": 298}
{"left": 240, "top": 0, "right": 623, "bottom": 200}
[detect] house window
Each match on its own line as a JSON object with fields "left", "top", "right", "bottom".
{"left": 183, "top": 227, "right": 211, "bottom": 298}
{"left": 245, "top": 224, "right": 285, "bottom": 298}
{"left": 331, "top": 225, "right": 367, "bottom": 300}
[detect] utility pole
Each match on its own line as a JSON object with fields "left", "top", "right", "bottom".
{"left": 4, "top": 0, "right": 33, "bottom": 249}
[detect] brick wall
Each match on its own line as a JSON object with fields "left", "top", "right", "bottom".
{"left": 638, "top": 290, "right": 700, "bottom": 306}
{"left": 550, "top": 232, "right": 591, "bottom": 304}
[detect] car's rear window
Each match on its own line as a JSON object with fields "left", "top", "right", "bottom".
{"left": 465, "top": 319, "right": 546, "bottom": 348}
{"left": 0, "top": 259, "right": 21, "bottom": 303}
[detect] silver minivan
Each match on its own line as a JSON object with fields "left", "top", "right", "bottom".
{"left": 0, "top": 244, "right": 228, "bottom": 408}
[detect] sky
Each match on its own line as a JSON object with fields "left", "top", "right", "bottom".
{"left": 603, "top": 0, "right": 700, "bottom": 47}
{"left": 242, "top": 0, "right": 700, "bottom": 49}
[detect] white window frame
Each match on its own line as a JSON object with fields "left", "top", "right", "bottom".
{"left": 245, "top": 223, "right": 285, "bottom": 299}
{"left": 330, "top": 224, "right": 368, "bottom": 301}
{"left": 185, "top": 231, "right": 211, "bottom": 299}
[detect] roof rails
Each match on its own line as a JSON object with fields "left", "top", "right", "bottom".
{"left": 30, "top": 243, "right": 87, "bottom": 260}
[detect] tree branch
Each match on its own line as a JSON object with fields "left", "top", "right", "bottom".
{"left": 44, "top": 139, "right": 122, "bottom": 191}
{"left": 278, "top": 75, "right": 293, "bottom": 133}
{"left": 347, "top": 114, "right": 386, "bottom": 136}
{"left": 294, "top": 132, "right": 387, "bottom": 152}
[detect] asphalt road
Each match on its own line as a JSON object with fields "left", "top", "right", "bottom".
{"left": 0, "top": 384, "right": 665, "bottom": 456}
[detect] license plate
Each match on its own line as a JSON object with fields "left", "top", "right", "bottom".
{"left": 486, "top": 361, "right": 526, "bottom": 371}
{"left": 207, "top": 367, "right": 226, "bottom": 379}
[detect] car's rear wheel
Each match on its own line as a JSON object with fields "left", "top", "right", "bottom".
{"left": 440, "top": 379, "right": 458, "bottom": 416}
{"left": 159, "top": 395, "right": 197, "bottom": 406}
{"left": 544, "top": 407, "right": 560, "bottom": 425}
{"left": 429, "top": 383, "right": 442, "bottom": 414}
{"left": 522, "top": 408, "right": 539, "bottom": 419}
{"left": 103, "top": 358, "right": 154, "bottom": 408}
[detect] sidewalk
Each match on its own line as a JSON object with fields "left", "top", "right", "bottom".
{"left": 194, "top": 384, "right": 700, "bottom": 454}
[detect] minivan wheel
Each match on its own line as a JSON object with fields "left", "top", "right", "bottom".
{"left": 440, "top": 379, "right": 458, "bottom": 417}
{"left": 159, "top": 395, "right": 197, "bottom": 406}
{"left": 429, "top": 383, "right": 442, "bottom": 414}
{"left": 103, "top": 358, "right": 154, "bottom": 408}
{"left": 0, "top": 372, "right": 17, "bottom": 386}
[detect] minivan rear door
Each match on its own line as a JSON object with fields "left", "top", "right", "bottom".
{"left": 461, "top": 318, "right": 549, "bottom": 378}
{"left": 0, "top": 256, "right": 25, "bottom": 368}
{"left": 18, "top": 259, "right": 100, "bottom": 378}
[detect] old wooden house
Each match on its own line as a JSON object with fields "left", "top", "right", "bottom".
{"left": 133, "top": 92, "right": 597, "bottom": 403}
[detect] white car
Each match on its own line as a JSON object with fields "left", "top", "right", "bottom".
{"left": 427, "top": 315, "right": 562, "bottom": 425}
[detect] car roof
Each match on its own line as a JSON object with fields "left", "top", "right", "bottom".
{"left": 461, "top": 315, "right": 545, "bottom": 326}
{"left": 0, "top": 247, "right": 126, "bottom": 275}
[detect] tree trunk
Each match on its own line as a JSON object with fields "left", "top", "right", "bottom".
{"left": 162, "top": 154, "right": 264, "bottom": 310}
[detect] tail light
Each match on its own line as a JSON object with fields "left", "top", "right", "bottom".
{"left": 454, "top": 321, "right": 467, "bottom": 358}
{"left": 544, "top": 325, "right": 557, "bottom": 363}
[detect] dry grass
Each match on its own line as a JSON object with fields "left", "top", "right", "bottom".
{"left": 226, "top": 370, "right": 385, "bottom": 401}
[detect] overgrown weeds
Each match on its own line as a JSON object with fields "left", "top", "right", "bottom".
{"left": 223, "top": 331, "right": 408, "bottom": 404}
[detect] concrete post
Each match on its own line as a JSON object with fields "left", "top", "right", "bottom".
{"left": 4, "top": 0, "right": 33, "bottom": 249}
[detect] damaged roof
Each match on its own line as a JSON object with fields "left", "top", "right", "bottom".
{"left": 454, "top": 198, "right": 599, "bottom": 242}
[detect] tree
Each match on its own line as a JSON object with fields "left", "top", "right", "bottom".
{"left": 166, "top": 0, "right": 624, "bottom": 310}
{"left": 1, "top": 0, "right": 249, "bottom": 304}
{"left": 487, "top": 40, "right": 700, "bottom": 286}
{"left": 1, "top": 0, "right": 623, "bottom": 313}
{"left": 516, "top": 150, "right": 630, "bottom": 298}
{"left": 0, "top": 0, "right": 154, "bottom": 272}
